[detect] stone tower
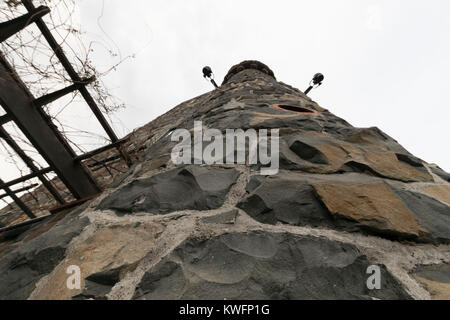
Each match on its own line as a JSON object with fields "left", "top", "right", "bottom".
{"left": 0, "top": 61, "right": 449, "bottom": 300}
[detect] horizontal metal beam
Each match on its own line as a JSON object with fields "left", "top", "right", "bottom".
{"left": 0, "top": 5, "right": 50, "bottom": 43}
{"left": 0, "top": 177, "right": 35, "bottom": 218}
{"left": 50, "top": 193, "right": 99, "bottom": 215}
{"left": 0, "top": 183, "right": 38, "bottom": 200}
{"left": 88, "top": 154, "right": 121, "bottom": 169}
{"left": 0, "top": 114, "right": 12, "bottom": 126}
{"left": 32, "top": 76, "right": 95, "bottom": 107}
{"left": 0, "top": 193, "right": 97, "bottom": 234}
{"left": 74, "top": 138, "right": 129, "bottom": 162}
{"left": 0, "top": 214, "right": 48, "bottom": 234}
{"left": 0, "top": 167, "right": 52, "bottom": 189}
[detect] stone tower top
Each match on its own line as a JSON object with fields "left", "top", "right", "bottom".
{"left": 222, "top": 60, "right": 276, "bottom": 85}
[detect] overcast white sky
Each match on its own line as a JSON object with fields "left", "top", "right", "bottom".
{"left": 1, "top": 0, "right": 450, "bottom": 187}
{"left": 77, "top": 0, "right": 450, "bottom": 170}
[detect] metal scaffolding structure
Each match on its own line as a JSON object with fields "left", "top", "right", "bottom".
{"left": 0, "top": 0, "right": 130, "bottom": 223}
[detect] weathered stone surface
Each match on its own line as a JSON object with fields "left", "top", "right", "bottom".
{"left": 222, "top": 60, "right": 276, "bottom": 85}
{"left": 133, "top": 231, "right": 411, "bottom": 300}
{"left": 340, "top": 127, "right": 408, "bottom": 153}
{"left": 391, "top": 188, "right": 450, "bottom": 243}
{"left": 395, "top": 153, "right": 427, "bottom": 171}
{"left": 30, "top": 221, "right": 165, "bottom": 300}
{"left": 245, "top": 175, "right": 266, "bottom": 193}
{"left": 419, "top": 185, "right": 450, "bottom": 206}
{"left": 430, "top": 166, "right": 450, "bottom": 182}
{"left": 314, "top": 182, "right": 426, "bottom": 240}
{"left": 277, "top": 131, "right": 433, "bottom": 183}
{"left": 237, "top": 175, "right": 334, "bottom": 228}
{"left": 201, "top": 209, "right": 238, "bottom": 225}
{"left": 73, "top": 268, "right": 122, "bottom": 300}
{"left": 0, "top": 212, "right": 89, "bottom": 299}
{"left": 412, "top": 264, "right": 450, "bottom": 300}
{"left": 289, "top": 140, "right": 329, "bottom": 164}
{"left": 97, "top": 166, "right": 240, "bottom": 214}
{"left": 238, "top": 171, "right": 450, "bottom": 243}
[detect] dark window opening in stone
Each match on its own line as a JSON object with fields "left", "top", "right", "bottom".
{"left": 272, "top": 104, "right": 316, "bottom": 114}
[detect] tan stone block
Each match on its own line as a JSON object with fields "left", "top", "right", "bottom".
{"left": 313, "top": 182, "right": 427, "bottom": 237}
{"left": 31, "top": 222, "right": 164, "bottom": 300}
{"left": 414, "top": 276, "right": 450, "bottom": 300}
{"left": 420, "top": 185, "right": 450, "bottom": 206}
